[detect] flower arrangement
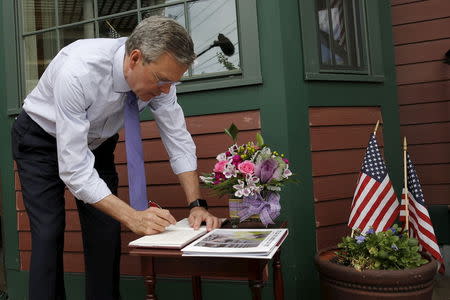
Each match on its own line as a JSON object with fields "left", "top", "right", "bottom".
{"left": 199, "top": 124, "right": 294, "bottom": 226}
{"left": 335, "top": 224, "right": 428, "bottom": 271}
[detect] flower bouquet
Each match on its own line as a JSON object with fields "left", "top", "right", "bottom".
{"left": 199, "top": 124, "right": 294, "bottom": 226}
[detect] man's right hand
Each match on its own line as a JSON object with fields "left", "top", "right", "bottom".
{"left": 92, "top": 194, "right": 177, "bottom": 236}
{"left": 128, "top": 207, "right": 177, "bottom": 235}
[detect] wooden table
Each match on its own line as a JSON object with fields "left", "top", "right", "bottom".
{"left": 129, "top": 221, "right": 287, "bottom": 300}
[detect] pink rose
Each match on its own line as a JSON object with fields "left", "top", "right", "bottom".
{"left": 213, "top": 160, "right": 228, "bottom": 173}
{"left": 238, "top": 161, "right": 255, "bottom": 175}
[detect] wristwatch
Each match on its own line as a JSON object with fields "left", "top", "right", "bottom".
{"left": 188, "top": 199, "right": 208, "bottom": 210}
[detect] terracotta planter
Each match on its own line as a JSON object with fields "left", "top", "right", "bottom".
{"left": 314, "top": 248, "right": 437, "bottom": 300}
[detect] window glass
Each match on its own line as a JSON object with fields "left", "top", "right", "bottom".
{"left": 17, "top": 0, "right": 258, "bottom": 102}
{"left": 60, "top": 23, "right": 95, "bottom": 47}
{"left": 99, "top": 15, "right": 138, "bottom": 38}
{"left": 24, "top": 31, "right": 58, "bottom": 94}
{"left": 22, "top": 0, "right": 55, "bottom": 32}
{"left": 316, "top": 0, "right": 367, "bottom": 71}
{"left": 141, "top": 4, "right": 186, "bottom": 28}
{"left": 141, "top": 0, "right": 179, "bottom": 9}
{"left": 189, "top": 0, "right": 240, "bottom": 75}
{"left": 58, "top": 0, "right": 95, "bottom": 25}
{"left": 97, "top": 0, "right": 137, "bottom": 17}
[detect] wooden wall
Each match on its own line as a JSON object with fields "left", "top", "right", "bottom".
{"left": 309, "top": 107, "right": 384, "bottom": 251}
{"left": 15, "top": 110, "right": 261, "bottom": 274}
{"left": 392, "top": 0, "right": 450, "bottom": 206}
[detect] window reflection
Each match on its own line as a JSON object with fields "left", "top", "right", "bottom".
{"left": 142, "top": 4, "right": 185, "bottom": 28}
{"left": 141, "top": 0, "right": 178, "bottom": 9}
{"left": 58, "top": 0, "right": 94, "bottom": 25}
{"left": 60, "top": 24, "right": 95, "bottom": 48}
{"left": 22, "top": 0, "right": 55, "bottom": 32}
{"left": 99, "top": 15, "right": 138, "bottom": 38}
{"left": 316, "top": 0, "right": 366, "bottom": 70}
{"left": 189, "top": 0, "right": 240, "bottom": 75}
{"left": 21, "top": 0, "right": 242, "bottom": 94}
{"left": 97, "top": 0, "right": 137, "bottom": 17}
{"left": 24, "top": 31, "right": 58, "bottom": 94}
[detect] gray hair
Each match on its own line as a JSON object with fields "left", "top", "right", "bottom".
{"left": 125, "top": 16, "right": 195, "bottom": 66}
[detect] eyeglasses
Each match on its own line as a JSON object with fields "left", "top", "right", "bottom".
{"left": 151, "top": 69, "right": 180, "bottom": 87}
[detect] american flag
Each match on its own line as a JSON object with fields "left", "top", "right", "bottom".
{"left": 399, "top": 152, "right": 445, "bottom": 273}
{"left": 348, "top": 133, "right": 399, "bottom": 233}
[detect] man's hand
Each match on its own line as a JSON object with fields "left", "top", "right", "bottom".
{"left": 128, "top": 207, "right": 177, "bottom": 235}
{"left": 188, "top": 207, "right": 220, "bottom": 231}
{"left": 92, "top": 194, "right": 176, "bottom": 236}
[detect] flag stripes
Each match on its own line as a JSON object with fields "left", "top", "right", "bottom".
{"left": 349, "top": 175, "right": 398, "bottom": 232}
{"left": 399, "top": 151, "right": 445, "bottom": 273}
{"left": 400, "top": 191, "right": 444, "bottom": 273}
{"left": 348, "top": 133, "right": 399, "bottom": 233}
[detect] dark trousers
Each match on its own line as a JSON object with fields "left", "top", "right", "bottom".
{"left": 12, "top": 111, "right": 121, "bottom": 300}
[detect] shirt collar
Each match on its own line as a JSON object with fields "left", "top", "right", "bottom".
{"left": 113, "top": 44, "right": 131, "bottom": 93}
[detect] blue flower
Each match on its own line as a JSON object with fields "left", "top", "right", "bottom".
{"left": 366, "top": 228, "right": 375, "bottom": 235}
{"left": 355, "top": 235, "right": 366, "bottom": 244}
{"left": 391, "top": 243, "right": 399, "bottom": 251}
{"left": 389, "top": 227, "right": 397, "bottom": 234}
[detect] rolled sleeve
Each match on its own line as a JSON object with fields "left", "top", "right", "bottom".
{"left": 148, "top": 86, "right": 197, "bottom": 175}
{"left": 54, "top": 69, "right": 112, "bottom": 203}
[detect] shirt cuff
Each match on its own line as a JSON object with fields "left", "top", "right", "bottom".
{"left": 170, "top": 153, "right": 197, "bottom": 174}
{"left": 70, "top": 178, "right": 113, "bottom": 204}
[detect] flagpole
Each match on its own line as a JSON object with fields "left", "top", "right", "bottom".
{"left": 403, "top": 137, "right": 409, "bottom": 236}
{"left": 373, "top": 120, "right": 380, "bottom": 135}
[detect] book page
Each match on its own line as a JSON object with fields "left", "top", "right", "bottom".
{"left": 128, "top": 218, "right": 207, "bottom": 249}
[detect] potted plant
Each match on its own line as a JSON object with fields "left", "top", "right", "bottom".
{"left": 314, "top": 225, "right": 437, "bottom": 300}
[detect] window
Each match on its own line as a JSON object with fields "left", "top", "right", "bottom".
{"left": 299, "top": 0, "right": 384, "bottom": 82}
{"left": 17, "top": 0, "right": 261, "bottom": 102}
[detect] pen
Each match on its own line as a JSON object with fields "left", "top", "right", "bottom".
{"left": 148, "top": 200, "right": 162, "bottom": 209}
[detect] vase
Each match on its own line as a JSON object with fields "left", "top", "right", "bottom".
{"left": 314, "top": 247, "right": 437, "bottom": 300}
{"left": 228, "top": 197, "right": 260, "bottom": 227}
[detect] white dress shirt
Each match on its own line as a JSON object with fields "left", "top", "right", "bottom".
{"left": 23, "top": 38, "right": 197, "bottom": 204}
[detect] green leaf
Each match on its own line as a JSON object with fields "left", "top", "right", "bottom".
{"left": 255, "top": 132, "right": 264, "bottom": 147}
{"left": 224, "top": 123, "right": 239, "bottom": 143}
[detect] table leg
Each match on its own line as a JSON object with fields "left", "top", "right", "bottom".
{"left": 192, "top": 276, "right": 202, "bottom": 300}
{"left": 273, "top": 250, "right": 284, "bottom": 300}
{"left": 249, "top": 279, "right": 264, "bottom": 300}
{"left": 141, "top": 257, "right": 157, "bottom": 300}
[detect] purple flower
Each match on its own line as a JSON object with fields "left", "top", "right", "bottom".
{"left": 255, "top": 159, "right": 279, "bottom": 183}
{"left": 282, "top": 158, "right": 289, "bottom": 164}
{"left": 355, "top": 235, "right": 366, "bottom": 244}
{"left": 389, "top": 227, "right": 397, "bottom": 234}
{"left": 366, "top": 228, "right": 375, "bottom": 235}
{"left": 232, "top": 155, "right": 242, "bottom": 166}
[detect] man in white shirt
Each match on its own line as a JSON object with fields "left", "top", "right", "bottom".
{"left": 12, "top": 16, "right": 219, "bottom": 300}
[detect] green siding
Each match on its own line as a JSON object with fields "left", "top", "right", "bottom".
{"left": 0, "top": 0, "right": 400, "bottom": 299}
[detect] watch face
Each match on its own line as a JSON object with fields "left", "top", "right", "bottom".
{"left": 190, "top": 199, "right": 208, "bottom": 209}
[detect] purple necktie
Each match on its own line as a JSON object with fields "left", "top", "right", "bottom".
{"left": 124, "top": 91, "right": 148, "bottom": 210}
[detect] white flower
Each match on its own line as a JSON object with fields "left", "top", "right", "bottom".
{"left": 223, "top": 164, "right": 238, "bottom": 178}
{"left": 283, "top": 167, "right": 292, "bottom": 178}
{"left": 216, "top": 152, "right": 227, "bottom": 161}
{"left": 267, "top": 185, "right": 281, "bottom": 191}
{"left": 242, "top": 187, "right": 252, "bottom": 197}
{"left": 228, "top": 144, "right": 238, "bottom": 155}
{"left": 199, "top": 176, "right": 213, "bottom": 184}
{"left": 245, "top": 174, "right": 260, "bottom": 185}
{"left": 233, "top": 180, "right": 245, "bottom": 191}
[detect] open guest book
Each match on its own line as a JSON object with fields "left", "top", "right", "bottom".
{"left": 128, "top": 218, "right": 208, "bottom": 249}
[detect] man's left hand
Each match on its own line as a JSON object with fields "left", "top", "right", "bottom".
{"left": 188, "top": 207, "right": 220, "bottom": 231}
